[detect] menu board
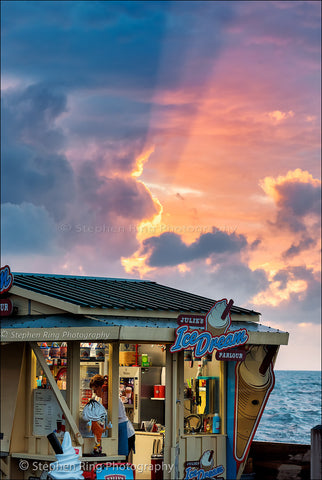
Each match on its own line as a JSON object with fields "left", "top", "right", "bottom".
{"left": 33, "top": 389, "right": 63, "bottom": 436}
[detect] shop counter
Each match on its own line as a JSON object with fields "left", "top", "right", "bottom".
{"left": 132, "top": 431, "right": 164, "bottom": 480}
{"left": 9, "top": 452, "right": 126, "bottom": 480}
{"left": 11, "top": 453, "right": 126, "bottom": 461}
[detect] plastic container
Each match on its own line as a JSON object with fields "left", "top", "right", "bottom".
{"left": 141, "top": 353, "right": 149, "bottom": 366}
{"left": 151, "top": 455, "right": 163, "bottom": 480}
{"left": 60, "top": 342, "right": 67, "bottom": 358}
{"left": 40, "top": 343, "right": 50, "bottom": 359}
{"left": 49, "top": 342, "right": 61, "bottom": 359}
{"left": 154, "top": 385, "right": 165, "bottom": 398}
{"left": 95, "top": 343, "right": 105, "bottom": 360}
{"left": 212, "top": 413, "right": 220, "bottom": 434}
{"left": 80, "top": 343, "right": 91, "bottom": 359}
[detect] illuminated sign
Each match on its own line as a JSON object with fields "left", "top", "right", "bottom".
{"left": 0, "top": 265, "right": 14, "bottom": 294}
{"left": 170, "top": 299, "right": 249, "bottom": 357}
{"left": 184, "top": 450, "right": 224, "bottom": 480}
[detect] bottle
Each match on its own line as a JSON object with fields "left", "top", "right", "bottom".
{"left": 42, "top": 374, "right": 47, "bottom": 389}
{"left": 60, "top": 342, "right": 67, "bottom": 359}
{"left": 102, "top": 376, "right": 108, "bottom": 409}
{"left": 213, "top": 413, "right": 220, "bottom": 434}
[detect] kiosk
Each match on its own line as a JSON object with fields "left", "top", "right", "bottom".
{"left": 0, "top": 266, "right": 289, "bottom": 479}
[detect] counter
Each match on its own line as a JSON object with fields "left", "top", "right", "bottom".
{"left": 132, "top": 431, "right": 163, "bottom": 480}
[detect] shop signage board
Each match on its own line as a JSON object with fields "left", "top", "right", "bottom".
{"left": 33, "top": 389, "right": 64, "bottom": 436}
{"left": 0, "top": 265, "right": 14, "bottom": 294}
{"left": 215, "top": 348, "right": 247, "bottom": 362}
{"left": 184, "top": 450, "right": 224, "bottom": 480}
{"left": 0, "top": 298, "right": 13, "bottom": 316}
{"left": 177, "top": 314, "right": 206, "bottom": 329}
{"left": 171, "top": 299, "right": 249, "bottom": 357}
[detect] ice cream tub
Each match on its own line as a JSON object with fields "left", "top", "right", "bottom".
{"left": 39, "top": 342, "right": 50, "bottom": 359}
{"left": 50, "top": 342, "right": 61, "bottom": 359}
{"left": 60, "top": 342, "right": 67, "bottom": 358}
{"left": 80, "top": 344, "right": 90, "bottom": 359}
{"left": 95, "top": 343, "right": 105, "bottom": 360}
{"left": 154, "top": 385, "right": 165, "bottom": 398}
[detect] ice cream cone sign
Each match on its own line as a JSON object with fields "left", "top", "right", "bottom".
{"left": 233, "top": 346, "right": 275, "bottom": 472}
{"left": 206, "top": 298, "right": 233, "bottom": 336}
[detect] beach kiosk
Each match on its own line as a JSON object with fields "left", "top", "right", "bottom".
{"left": 0, "top": 265, "right": 289, "bottom": 479}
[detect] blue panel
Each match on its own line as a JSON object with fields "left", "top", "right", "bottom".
{"left": 226, "top": 362, "right": 237, "bottom": 480}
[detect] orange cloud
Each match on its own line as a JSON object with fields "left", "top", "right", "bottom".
{"left": 260, "top": 168, "right": 320, "bottom": 203}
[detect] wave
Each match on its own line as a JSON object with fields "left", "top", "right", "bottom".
{"left": 254, "top": 370, "right": 321, "bottom": 444}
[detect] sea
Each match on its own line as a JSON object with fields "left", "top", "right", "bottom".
{"left": 254, "top": 370, "right": 321, "bottom": 445}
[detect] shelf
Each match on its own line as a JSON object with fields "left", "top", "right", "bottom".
{"left": 151, "top": 397, "right": 165, "bottom": 400}
{"left": 80, "top": 357, "right": 104, "bottom": 362}
{"left": 11, "top": 452, "right": 126, "bottom": 461}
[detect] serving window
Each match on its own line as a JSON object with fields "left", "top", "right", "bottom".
{"left": 183, "top": 350, "right": 225, "bottom": 435}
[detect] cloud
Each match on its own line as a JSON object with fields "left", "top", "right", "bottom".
{"left": 282, "top": 236, "right": 316, "bottom": 259}
{"left": 266, "top": 265, "right": 321, "bottom": 325}
{"left": 274, "top": 180, "right": 321, "bottom": 220}
{"left": 1, "top": 203, "right": 59, "bottom": 254}
{"left": 76, "top": 161, "right": 158, "bottom": 221}
{"left": 1, "top": 83, "right": 161, "bottom": 262}
{"left": 260, "top": 169, "right": 321, "bottom": 257}
{"left": 267, "top": 110, "right": 294, "bottom": 123}
{"left": 142, "top": 228, "right": 249, "bottom": 267}
{"left": 1, "top": 1, "right": 234, "bottom": 93}
{"left": 3, "top": 83, "right": 67, "bottom": 150}
{"left": 1, "top": 84, "right": 75, "bottom": 221}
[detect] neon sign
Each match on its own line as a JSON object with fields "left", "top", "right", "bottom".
{"left": 0, "top": 265, "right": 14, "bottom": 294}
{"left": 170, "top": 299, "right": 249, "bottom": 356}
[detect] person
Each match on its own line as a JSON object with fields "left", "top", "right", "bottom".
{"left": 89, "top": 374, "right": 135, "bottom": 459}
{"left": 89, "top": 374, "right": 104, "bottom": 400}
{"left": 119, "top": 395, "right": 136, "bottom": 461}
{"left": 87, "top": 375, "right": 109, "bottom": 454}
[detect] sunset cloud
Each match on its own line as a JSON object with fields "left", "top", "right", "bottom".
{"left": 1, "top": 1, "right": 320, "bottom": 368}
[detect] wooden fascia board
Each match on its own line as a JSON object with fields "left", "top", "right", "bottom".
{"left": 1, "top": 326, "right": 289, "bottom": 345}
{"left": 119, "top": 326, "right": 174, "bottom": 343}
{"left": 79, "top": 309, "right": 260, "bottom": 321}
{"left": 1, "top": 326, "right": 120, "bottom": 343}
{"left": 9, "top": 286, "right": 80, "bottom": 314}
{"left": 247, "top": 330, "right": 289, "bottom": 346}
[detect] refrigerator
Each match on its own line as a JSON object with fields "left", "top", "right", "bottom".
{"left": 119, "top": 366, "right": 165, "bottom": 428}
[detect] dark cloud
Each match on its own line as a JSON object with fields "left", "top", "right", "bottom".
{"left": 2, "top": 1, "right": 233, "bottom": 92}
{"left": 282, "top": 236, "right": 316, "bottom": 259}
{"left": 1, "top": 85, "right": 75, "bottom": 221}
{"left": 275, "top": 181, "right": 321, "bottom": 219}
{"left": 143, "top": 228, "right": 248, "bottom": 267}
{"left": 3, "top": 83, "right": 67, "bottom": 150}
{"left": 1, "top": 83, "right": 159, "bottom": 255}
{"left": 152, "top": 259, "right": 269, "bottom": 308}
{"left": 77, "top": 161, "right": 158, "bottom": 221}
{"left": 1, "top": 203, "right": 58, "bottom": 254}
{"left": 235, "top": 1, "right": 321, "bottom": 56}
{"left": 210, "top": 262, "right": 269, "bottom": 304}
{"left": 268, "top": 178, "right": 321, "bottom": 257}
{"left": 271, "top": 183, "right": 321, "bottom": 232}
{"left": 271, "top": 265, "right": 321, "bottom": 324}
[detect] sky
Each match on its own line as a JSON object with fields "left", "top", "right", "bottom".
{"left": 1, "top": 1, "right": 321, "bottom": 370}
